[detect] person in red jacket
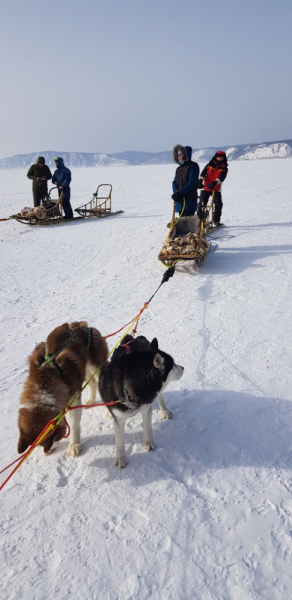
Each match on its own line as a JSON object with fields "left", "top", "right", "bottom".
{"left": 197, "top": 151, "right": 228, "bottom": 226}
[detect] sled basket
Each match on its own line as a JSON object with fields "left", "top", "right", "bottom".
{"left": 158, "top": 231, "right": 210, "bottom": 266}
{"left": 158, "top": 210, "right": 210, "bottom": 267}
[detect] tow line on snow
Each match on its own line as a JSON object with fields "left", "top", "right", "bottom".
{"left": 0, "top": 267, "right": 176, "bottom": 491}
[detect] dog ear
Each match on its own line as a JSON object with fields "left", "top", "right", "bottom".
{"left": 17, "top": 434, "right": 29, "bottom": 454}
{"left": 149, "top": 338, "right": 159, "bottom": 353}
{"left": 153, "top": 353, "right": 164, "bottom": 371}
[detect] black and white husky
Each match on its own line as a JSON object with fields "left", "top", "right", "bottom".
{"left": 98, "top": 335, "right": 184, "bottom": 468}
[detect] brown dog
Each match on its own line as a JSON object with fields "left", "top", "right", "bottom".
{"left": 17, "top": 321, "right": 108, "bottom": 457}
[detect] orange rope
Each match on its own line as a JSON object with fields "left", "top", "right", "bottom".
{"left": 132, "top": 302, "right": 148, "bottom": 335}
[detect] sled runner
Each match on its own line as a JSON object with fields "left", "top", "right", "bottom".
{"left": 158, "top": 207, "right": 210, "bottom": 267}
{"left": 74, "top": 184, "right": 123, "bottom": 218}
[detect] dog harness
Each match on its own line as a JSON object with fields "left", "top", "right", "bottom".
{"left": 39, "top": 326, "right": 92, "bottom": 376}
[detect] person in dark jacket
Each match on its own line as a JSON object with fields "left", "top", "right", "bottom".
{"left": 27, "top": 157, "right": 52, "bottom": 207}
{"left": 52, "top": 157, "right": 73, "bottom": 220}
{"left": 198, "top": 151, "right": 228, "bottom": 226}
{"left": 172, "top": 145, "right": 199, "bottom": 216}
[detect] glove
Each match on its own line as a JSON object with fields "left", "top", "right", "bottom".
{"left": 197, "top": 179, "right": 203, "bottom": 189}
{"left": 37, "top": 177, "right": 44, "bottom": 185}
{"left": 207, "top": 181, "right": 217, "bottom": 190}
{"left": 171, "top": 191, "right": 183, "bottom": 202}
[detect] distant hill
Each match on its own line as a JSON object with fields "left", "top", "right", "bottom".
{"left": 0, "top": 140, "right": 291, "bottom": 169}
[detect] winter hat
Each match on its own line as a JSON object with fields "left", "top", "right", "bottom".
{"left": 213, "top": 150, "right": 228, "bottom": 168}
{"left": 37, "top": 156, "right": 45, "bottom": 164}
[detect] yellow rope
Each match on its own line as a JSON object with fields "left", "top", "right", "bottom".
{"left": 160, "top": 198, "right": 186, "bottom": 268}
{"left": 168, "top": 198, "right": 185, "bottom": 237}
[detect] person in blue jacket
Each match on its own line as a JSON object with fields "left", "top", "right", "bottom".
{"left": 171, "top": 145, "right": 199, "bottom": 216}
{"left": 52, "top": 157, "right": 73, "bottom": 219}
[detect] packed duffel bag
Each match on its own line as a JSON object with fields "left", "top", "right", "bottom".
{"left": 42, "top": 200, "right": 61, "bottom": 217}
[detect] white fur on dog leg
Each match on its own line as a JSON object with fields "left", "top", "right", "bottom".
{"left": 140, "top": 405, "right": 156, "bottom": 453}
{"left": 84, "top": 365, "right": 99, "bottom": 405}
{"left": 67, "top": 442, "right": 82, "bottom": 458}
{"left": 157, "top": 392, "right": 173, "bottom": 419}
{"left": 67, "top": 402, "right": 82, "bottom": 457}
{"left": 105, "top": 407, "right": 113, "bottom": 418}
{"left": 113, "top": 415, "right": 127, "bottom": 468}
{"left": 83, "top": 397, "right": 94, "bottom": 406}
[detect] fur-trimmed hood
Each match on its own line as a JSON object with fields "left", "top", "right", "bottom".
{"left": 173, "top": 144, "right": 192, "bottom": 164}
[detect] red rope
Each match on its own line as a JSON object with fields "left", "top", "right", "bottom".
{"left": 63, "top": 415, "right": 70, "bottom": 438}
{"left": 103, "top": 302, "right": 148, "bottom": 339}
{"left": 121, "top": 339, "right": 136, "bottom": 354}
{"left": 67, "top": 401, "right": 116, "bottom": 410}
{"left": 103, "top": 319, "right": 137, "bottom": 339}
{"left": 0, "top": 455, "right": 23, "bottom": 475}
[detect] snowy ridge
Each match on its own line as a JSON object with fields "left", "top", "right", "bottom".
{"left": 1, "top": 139, "right": 292, "bottom": 168}
{"left": 0, "top": 151, "right": 129, "bottom": 170}
{"left": 238, "top": 142, "right": 292, "bottom": 160}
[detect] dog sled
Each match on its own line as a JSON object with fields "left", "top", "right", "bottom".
{"left": 158, "top": 192, "right": 224, "bottom": 267}
{"left": 158, "top": 213, "right": 210, "bottom": 267}
{"left": 9, "top": 188, "right": 72, "bottom": 226}
{"left": 74, "top": 184, "right": 124, "bottom": 218}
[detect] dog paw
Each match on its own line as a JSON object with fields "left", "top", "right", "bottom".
{"left": 83, "top": 397, "right": 94, "bottom": 406}
{"left": 145, "top": 441, "right": 156, "bottom": 452}
{"left": 115, "top": 456, "right": 127, "bottom": 468}
{"left": 160, "top": 409, "right": 173, "bottom": 420}
{"left": 67, "top": 443, "right": 81, "bottom": 458}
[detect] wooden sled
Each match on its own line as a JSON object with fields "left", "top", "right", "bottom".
{"left": 11, "top": 188, "right": 70, "bottom": 226}
{"left": 75, "top": 184, "right": 124, "bottom": 218}
{"left": 158, "top": 207, "right": 210, "bottom": 267}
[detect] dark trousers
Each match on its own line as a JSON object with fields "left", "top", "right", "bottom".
{"left": 182, "top": 211, "right": 195, "bottom": 216}
{"left": 59, "top": 188, "right": 73, "bottom": 219}
{"left": 175, "top": 200, "right": 197, "bottom": 216}
{"left": 33, "top": 187, "right": 47, "bottom": 208}
{"left": 198, "top": 190, "right": 223, "bottom": 222}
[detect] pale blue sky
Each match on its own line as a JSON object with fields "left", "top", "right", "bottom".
{"left": 0, "top": 0, "right": 291, "bottom": 158}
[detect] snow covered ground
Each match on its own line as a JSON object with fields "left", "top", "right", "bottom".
{"left": 1, "top": 159, "right": 292, "bottom": 599}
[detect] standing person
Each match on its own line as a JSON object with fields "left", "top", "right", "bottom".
{"left": 198, "top": 151, "right": 228, "bottom": 226}
{"left": 52, "top": 157, "right": 73, "bottom": 220}
{"left": 171, "top": 145, "right": 199, "bottom": 216}
{"left": 27, "top": 156, "right": 52, "bottom": 207}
